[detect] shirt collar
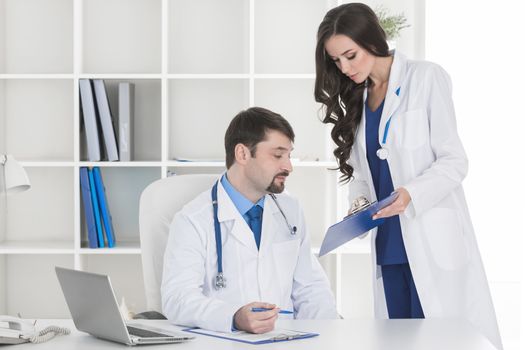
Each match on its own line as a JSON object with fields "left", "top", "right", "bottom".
{"left": 220, "top": 174, "right": 265, "bottom": 216}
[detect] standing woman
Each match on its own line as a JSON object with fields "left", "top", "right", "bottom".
{"left": 315, "top": 3, "right": 501, "bottom": 349}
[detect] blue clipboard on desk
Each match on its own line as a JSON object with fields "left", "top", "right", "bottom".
{"left": 183, "top": 327, "right": 318, "bottom": 345}
{"left": 319, "top": 192, "right": 399, "bottom": 257}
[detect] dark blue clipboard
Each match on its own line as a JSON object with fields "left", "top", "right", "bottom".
{"left": 182, "top": 327, "right": 318, "bottom": 345}
{"left": 319, "top": 192, "right": 399, "bottom": 256}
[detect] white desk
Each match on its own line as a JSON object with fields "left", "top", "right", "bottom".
{"left": 14, "top": 319, "right": 496, "bottom": 350}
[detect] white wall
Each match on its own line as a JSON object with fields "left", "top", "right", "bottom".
{"left": 0, "top": 0, "right": 5, "bottom": 73}
{"left": 426, "top": 1, "right": 523, "bottom": 348}
{"left": 0, "top": 80, "right": 5, "bottom": 235}
{"left": 0, "top": 78, "right": 5, "bottom": 315}
{"left": 0, "top": 257, "right": 4, "bottom": 314}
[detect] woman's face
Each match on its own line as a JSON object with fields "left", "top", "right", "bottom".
{"left": 324, "top": 34, "right": 375, "bottom": 84}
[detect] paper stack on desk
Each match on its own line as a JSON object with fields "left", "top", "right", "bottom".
{"left": 319, "top": 192, "right": 399, "bottom": 256}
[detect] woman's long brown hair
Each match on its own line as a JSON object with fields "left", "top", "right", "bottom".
{"left": 315, "top": 3, "right": 390, "bottom": 182}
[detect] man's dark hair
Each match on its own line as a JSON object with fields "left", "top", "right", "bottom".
{"left": 224, "top": 107, "right": 295, "bottom": 169}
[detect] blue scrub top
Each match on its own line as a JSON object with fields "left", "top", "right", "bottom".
{"left": 365, "top": 100, "right": 408, "bottom": 265}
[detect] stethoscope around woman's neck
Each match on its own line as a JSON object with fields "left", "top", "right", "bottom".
{"left": 368, "top": 85, "right": 401, "bottom": 160}
{"left": 211, "top": 180, "right": 296, "bottom": 290}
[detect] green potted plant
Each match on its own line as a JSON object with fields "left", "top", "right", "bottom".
{"left": 375, "top": 5, "right": 410, "bottom": 49}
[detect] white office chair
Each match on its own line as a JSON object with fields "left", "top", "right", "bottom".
{"left": 138, "top": 174, "right": 217, "bottom": 314}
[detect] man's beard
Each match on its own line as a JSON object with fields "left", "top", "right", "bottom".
{"left": 266, "top": 171, "right": 289, "bottom": 194}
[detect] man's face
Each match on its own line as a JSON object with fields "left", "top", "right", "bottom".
{"left": 245, "top": 130, "right": 293, "bottom": 195}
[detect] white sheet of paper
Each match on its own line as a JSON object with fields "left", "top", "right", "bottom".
{"left": 188, "top": 327, "right": 310, "bottom": 342}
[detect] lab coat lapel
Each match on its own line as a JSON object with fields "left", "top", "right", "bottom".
{"left": 378, "top": 51, "right": 406, "bottom": 146}
{"left": 216, "top": 182, "right": 258, "bottom": 252}
{"left": 259, "top": 195, "right": 281, "bottom": 253}
{"left": 357, "top": 89, "right": 367, "bottom": 152}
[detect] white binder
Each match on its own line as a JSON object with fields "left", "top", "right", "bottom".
{"left": 118, "top": 82, "right": 134, "bottom": 162}
{"left": 79, "top": 79, "right": 101, "bottom": 161}
{"left": 93, "top": 79, "right": 119, "bottom": 161}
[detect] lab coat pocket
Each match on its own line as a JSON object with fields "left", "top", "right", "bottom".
{"left": 395, "top": 109, "right": 429, "bottom": 150}
{"left": 272, "top": 240, "right": 300, "bottom": 293}
{"left": 422, "top": 208, "right": 470, "bottom": 271}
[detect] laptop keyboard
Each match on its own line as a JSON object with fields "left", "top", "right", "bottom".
{"left": 127, "top": 326, "right": 171, "bottom": 338}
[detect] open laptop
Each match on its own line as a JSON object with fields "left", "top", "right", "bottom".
{"left": 55, "top": 267, "right": 194, "bottom": 345}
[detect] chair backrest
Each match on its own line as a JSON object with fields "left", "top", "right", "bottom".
{"left": 138, "top": 174, "right": 217, "bottom": 312}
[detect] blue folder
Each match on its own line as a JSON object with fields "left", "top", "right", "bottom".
{"left": 88, "top": 168, "right": 105, "bottom": 248}
{"left": 80, "top": 167, "right": 98, "bottom": 248}
{"left": 183, "top": 328, "right": 318, "bottom": 345}
{"left": 93, "top": 167, "right": 116, "bottom": 248}
{"left": 319, "top": 192, "right": 399, "bottom": 256}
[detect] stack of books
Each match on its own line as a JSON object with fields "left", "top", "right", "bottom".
{"left": 79, "top": 79, "right": 135, "bottom": 162}
{"left": 80, "top": 167, "right": 116, "bottom": 248}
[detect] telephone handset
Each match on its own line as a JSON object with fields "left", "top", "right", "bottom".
{"left": 0, "top": 315, "right": 70, "bottom": 344}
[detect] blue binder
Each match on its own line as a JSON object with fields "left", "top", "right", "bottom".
{"left": 88, "top": 168, "right": 105, "bottom": 248}
{"left": 93, "top": 167, "right": 116, "bottom": 248}
{"left": 319, "top": 192, "right": 399, "bottom": 256}
{"left": 80, "top": 167, "right": 98, "bottom": 248}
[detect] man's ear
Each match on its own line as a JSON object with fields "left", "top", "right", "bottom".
{"left": 234, "top": 144, "right": 250, "bottom": 165}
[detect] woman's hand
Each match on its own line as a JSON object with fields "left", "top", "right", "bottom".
{"left": 372, "top": 187, "right": 411, "bottom": 220}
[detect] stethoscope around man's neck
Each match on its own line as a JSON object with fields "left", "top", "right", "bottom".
{"left": 211, "top": 180, "right": 296, "bottom": 290}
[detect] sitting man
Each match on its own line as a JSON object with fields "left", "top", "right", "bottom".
{"left": 162, "top": 107, "right": 337, "bottom": 334}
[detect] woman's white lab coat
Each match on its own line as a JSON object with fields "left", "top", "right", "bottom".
{"left": 348, "top": 50, "right": 502, "bottom": 349}
{"left": 161, "top": 180, "right": 338, "bottom": 333}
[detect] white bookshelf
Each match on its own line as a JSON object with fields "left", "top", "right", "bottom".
{"left": 0, "top": 0, "right": 424, "bottom": 318}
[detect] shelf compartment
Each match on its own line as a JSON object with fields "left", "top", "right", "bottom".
{"left": 79, "top": 167, "right": 161, "bottom": 248}
{"left": 168, "top": 79, "right": 249, "bottom": 160}
{"left": 79, "top": 254, "right": 146, "bottom": 314}
{"left": 1, "top": 79, "right": 74, "bottom": 161}
{"left": 168, "top": 0, "right": 249, "bottom": 73}
{"left": 79, "top": 79, "right": 161, "bottom": 162}
{"left": 254, "top": 78, "right": 333, "bottom": 162}
{"left": 82, "top": 0, "right": 161, "bottom": 73}
{"left": 254, "top": 0, "right": 329, "bottom": 73}
{"left": 5, "top": 167, "right": 74, "bottom": 242}
{"left": 0, "top": 0, "right": 73, "bottom": 73}
{"left": 4, "top": 254, "right": 74, "bottom": 318}
{"left": 371, "top": 0, "right": 426, "bottom": 59}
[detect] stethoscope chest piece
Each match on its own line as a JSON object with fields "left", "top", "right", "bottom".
{"left": 215, "top": 272, "right": 226, "bottom": 290}
{"left": 376, "top": 147, "right": 389, "bottom": 160}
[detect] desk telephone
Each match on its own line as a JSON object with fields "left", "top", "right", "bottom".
{"left": 0, "top": 315, "right": 70, "bottom": 344}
